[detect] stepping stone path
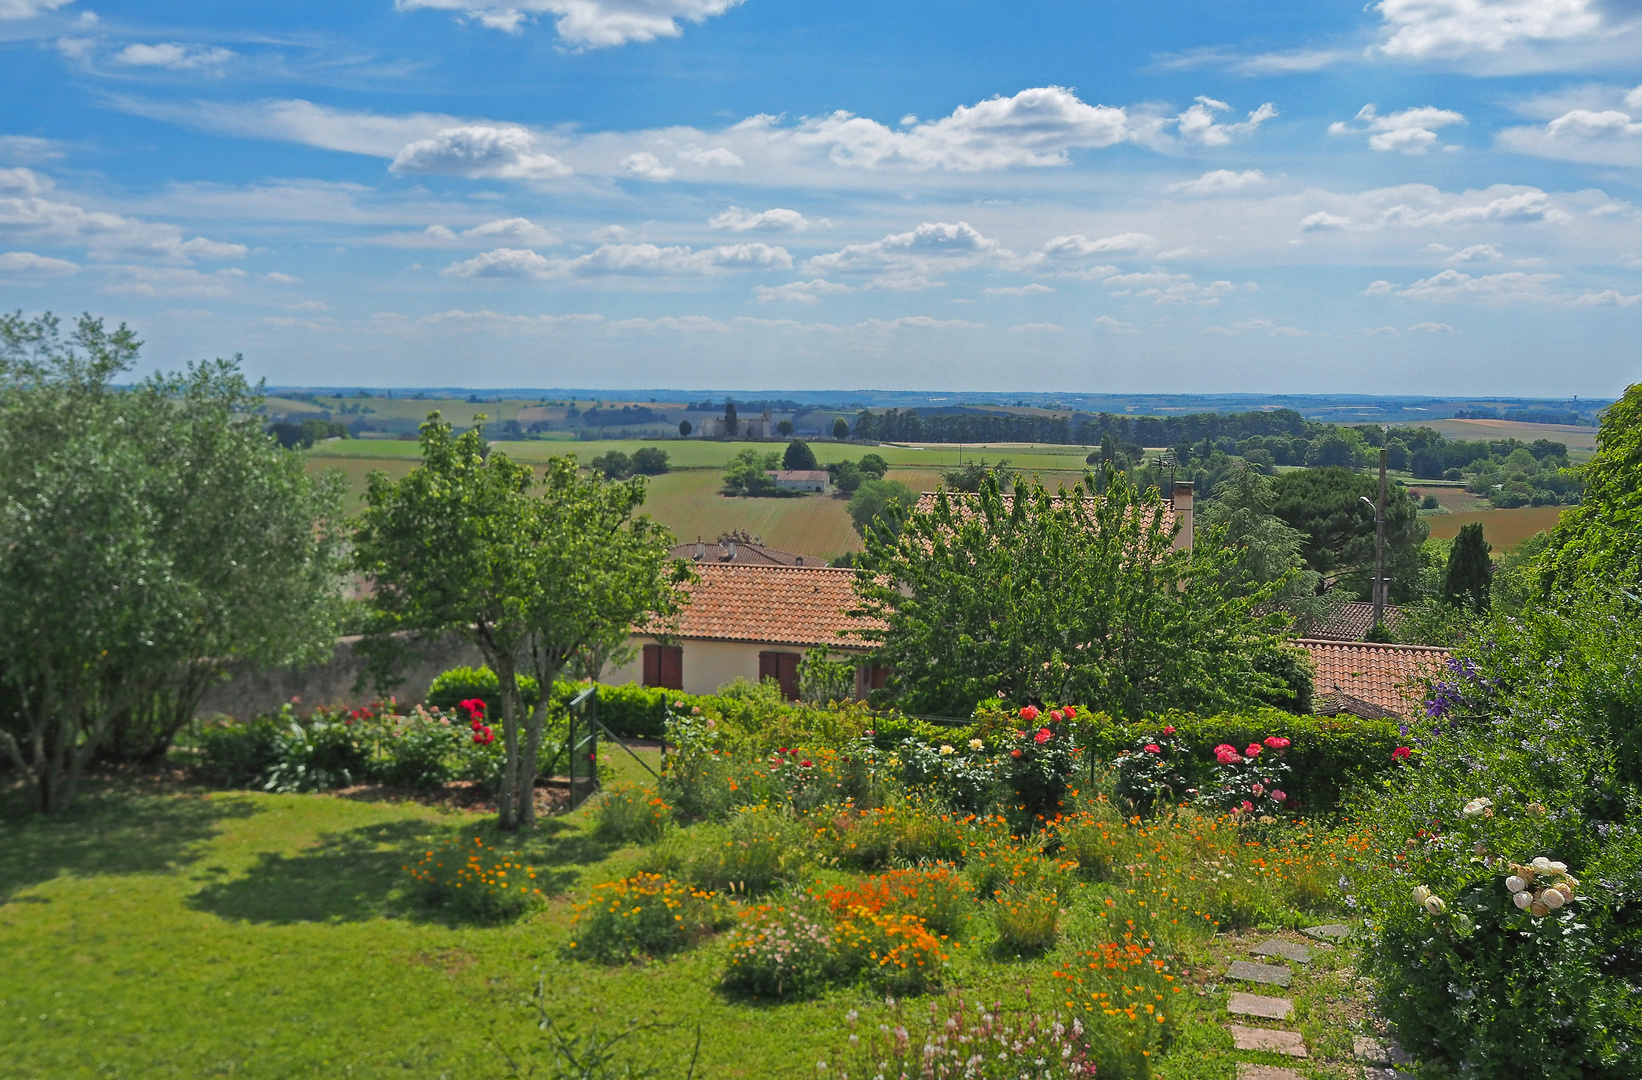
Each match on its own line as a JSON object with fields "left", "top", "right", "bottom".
{"left": 1229, "top": 1025, "right": 1307, "bottom": 1057}
{"left": 1236, "top": 1067, "right": 1305, "bottom": 1080}
{"left": 1227, "top": 992, "right": 1293, "bottom": 1020}
{"left": 1251, "top": 939, "right": 1313, "bottom": 964}
{"left": 1301, "top": 923, "right": 1350, "bottom": 941}
{"left": 1227, "top": 959, "right": 1292, "bottom": 988}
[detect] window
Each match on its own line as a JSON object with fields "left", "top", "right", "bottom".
{"left": 642, "top": 644, "right": 683, "bottom": 690}
{"left": 758, "top": 650, "right": 801, "bottom": 701}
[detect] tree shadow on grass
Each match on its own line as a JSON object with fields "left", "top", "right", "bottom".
{"left": 187, "top": 814, "right": 623, "bottom": 926}
{"left": 0, "top": 779, "right": 261, "bottom": 903}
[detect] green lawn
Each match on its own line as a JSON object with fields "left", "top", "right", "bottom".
{"left": 2, "top": 777, "right": 1377, "bottom": 1080}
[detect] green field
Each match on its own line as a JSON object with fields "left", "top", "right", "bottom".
{"left": 1425, "top": 505, "right": 1565, "bottom": 549}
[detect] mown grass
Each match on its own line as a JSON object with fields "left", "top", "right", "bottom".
{"left": 1, "top": 772, "right": 1382, "bottom": 1080}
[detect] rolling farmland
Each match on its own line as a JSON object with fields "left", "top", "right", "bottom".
{"left": 1425, "top": 505, "right": 1565, "bottom": 550}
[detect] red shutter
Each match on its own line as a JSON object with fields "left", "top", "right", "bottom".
{"left": 642, "top": 644, "right": 660, "bottom": 687}
{"left": 658, "top": 646, "right": 684, "bottom": 690}
{"left": 759, "top": 651, "right": 779, "bottom": 685}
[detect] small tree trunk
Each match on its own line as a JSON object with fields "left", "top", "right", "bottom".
{"left": 518, "top": 648, "right": 569, "bottom": 831}
{"left": 491, "top": 648, "right": 524, "bottom": 832}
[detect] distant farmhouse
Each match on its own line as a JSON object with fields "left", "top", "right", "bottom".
{"left": 769, "top": 470, "right": 830, "bottom": 493}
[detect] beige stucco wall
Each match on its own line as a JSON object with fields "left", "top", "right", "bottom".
{"left": 606, "top": 635, "right": 867, "bottom": 697}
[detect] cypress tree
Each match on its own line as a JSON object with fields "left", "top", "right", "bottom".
{"left": 1443, "top": 522, "right": 1493, "bottom": 613}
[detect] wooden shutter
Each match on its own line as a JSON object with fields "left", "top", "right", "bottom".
{"left": 759, "top": 651, "right": 780, "bottom": 685}
{"left": 776, "top": 652, "right": 801, "bottom": 701}
{"left": 658, "top": 646, "right": 684, "bottom": 690}
{"left": 642, "top": 644, "right": 660, "bottom": 687}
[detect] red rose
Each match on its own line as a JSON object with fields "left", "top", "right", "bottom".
{"left": 1392, "top": 746, "right": 1412, "bottom": 761}
{"left": 1020, "top": 705, "right": 1040, "bottom": 722}
{"left": 1050, "top": 710, "right": 1064, "bottom": 723}
{"left": 1144, "top": 744, "right": 1161, "bottom": 754}
{"left": 1063, "top": 706, "right": 1076, "bottom": 719}
{"left": 800, "top": 760, "right": 812, "bottom": 768}
{"left": 1011, "top": 748, "right": 1023, "bottom": 759}
{"left": 1161, "top": 726, "right": 1176, "bottom": 736}
{"left": 1263, "top": 736, "right": 1290, "bottom": 750}
{"left": 1245, "top": 744, "right": 1263, "bottom": 757}
{"left": 1035, "top": 727, "right": 1052, "bottom": 744}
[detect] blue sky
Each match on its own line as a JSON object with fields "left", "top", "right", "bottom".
{"left": 3, "top": 0, "right": 1642, "bottom": 395}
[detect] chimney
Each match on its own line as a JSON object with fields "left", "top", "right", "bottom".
{"left": 726, "top": 539, "right": 737, "bottom": 561}
{"left": 1171, "top": 481, "right": 1194, "bottom": 551}
{"left": 695, "top": 537, "right": 706, "bottom": 561}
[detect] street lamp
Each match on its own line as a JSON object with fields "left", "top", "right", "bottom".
{"left": 1359, "top": 449, "right": 1389, "bottom": 628}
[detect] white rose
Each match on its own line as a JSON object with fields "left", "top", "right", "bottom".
{"left": 1543, "top": 889, "right": 1566, "bottom": 910}
{"left": 1531, "top": 857, "right": 1554, "bottom": 873}
{"left": 1505, "top": 876, "right": 1527, "bottom": 893}
{"left": 1513, "top": 891, "right": 1532, "bottom": 910}
{"left": 1547, "top": 861, "right": 1567, "bottom": 873}
{"left": 1412, "top": 885, "right": 1432, "bottom": 906}
{"left": 1463, "top": 797, "right": 1493, "bottom": 817}
{"left": 968, "top": 738, "right": 984, "bottom": 751}
{"left": 1425, "top": 896, "right": 1447, "bottom": 915}
{"left": 938, "top": 744, "right": 954, "bottom": 756}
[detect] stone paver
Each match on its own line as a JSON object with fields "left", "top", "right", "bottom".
{"left": 1236, "top": 1066, "right": 1306, "bottom": 1080}
{"left": 1354, "top": 1036, "right": 1412, "bottom": 1065}
{"left": 1251, "top": 939, "right": 1313, "bottom": 964}
{"left": 1227, "top": 991, "right": 1293, "bottom": 1020}
{"left": 1227, "top": 959, "right": 1292, "bottom": 987}
{"left": 1228, "top": 1024, "right": 1308, "bottom": 1057}
{"left": 1302, "top": 923, "right": 1351, "bottom": 940}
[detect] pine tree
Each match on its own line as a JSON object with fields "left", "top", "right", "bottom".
{"left": 1443, "top": 522, "right": 1493, "bottom": 613}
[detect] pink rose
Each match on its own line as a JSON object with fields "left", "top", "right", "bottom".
{"left": 1252, "top": 783, "right": 1264, "bottom": 797}
{"left": 1271, "top": 790, "right": 1287, "bottom": 802}
{"left": 1245, "top": 744, "right": 1263, "bottom": 757}
{"left": 1263, "top": 736, "right": 1290, "bottom": 750}
{"left": 1144, "top": 744, "right": 1161, "bottom": 754}
{"left": 1050, "top": 710, "right": 1064, "bottom": 723}
{"left": 1161, "top": 726, "right": 1176, "bottom": 736}
{"left": 1240, "top": 800, "right": 1254, "bottom": 812}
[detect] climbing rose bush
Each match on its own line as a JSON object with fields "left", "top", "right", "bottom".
{"left": 1200, "top": 735, "right": 1292, "bottom": 816}
{"left": 1003, "top": 706, "right": 1080, "bottom": 827}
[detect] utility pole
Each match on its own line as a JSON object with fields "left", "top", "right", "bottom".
{"left": 1360, "top": 449, "right": 1389, "bottom": 629}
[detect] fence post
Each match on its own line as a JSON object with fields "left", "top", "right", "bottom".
{"left": 568, "top": 685, "right": 599, "bottom": 810}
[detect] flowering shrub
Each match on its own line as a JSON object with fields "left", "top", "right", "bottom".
{"left": 825, "top": 995, "right": 1100, "bottom": 1079}
{"left": 834, "top": 908, "right": 950, "bottom": 995}
{"left": 405, "top": 834, "right": 545, "bottom": 922}
{"left": 1111, "top": 726, "right": 1191, "bottom": 815}
{"left": 1052, "top": 941, "right": 1180, "bottom": 1079}
{"left": 1003, "top": 706, "right": 1081, "bottom": 828}
{"left": 893, "top": 736, "right": 1001, "bottom": 814}
{"left": 824, "top": 866, "right": 974, "bottom": 938}
{"left": 569, "top": 872, "right": 722, "bottom": 962}
{"left": 1200, "top": 735, "right": 1292, "bottom": 817}
{"left": 592, "top": 784, "right": 674, "bottom": 845}
{"left": 824, "top": 804, "right": 969, "bottom": 869}
{"left": 991, "top": 888, "right": 1061, "bottom": 954}
{"left": 649, "top": 807, "right": 806, "bottom": 895}
{"left": 721, "top": 902, "right": 836, "bottom": 1000}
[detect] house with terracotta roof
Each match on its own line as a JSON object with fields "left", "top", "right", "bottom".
{"left": 1305, "top": 601, "right": 1407, "bottom": 642}
{"left": 1298, "top": 638, "right": 1450, "bottom": 717}
{"left": 606, "top": 563, "right": 882, "bottom": 700}
{"left": 669, "top": 537, "right": 820, "bottom": 566}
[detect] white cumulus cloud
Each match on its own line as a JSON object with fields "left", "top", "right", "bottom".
{"left": 751, "top": 279, "right": 852, "bottom": 303}
{"left": 809, "top": 221, "right": 1008, "bottom": 273}
{"left": 391, "top": 126, "right": 572, "bottom": 180}
{"left": 1329, "top": 104, "right": 1466, "bottom": 153}
{"left": 620, "top": 152, "right": 675, "bottom": 181}
{"left": 1409, "top": 321, "right": 1456, "bottom": 331}
{"left": 709, "top": 206, "right": 823, "bottom": 232}
{"left": 394, "top": 0, "right": 746, "bottom": 46}
{"left": 1167, "top": 169, "right": 1266, "bottom": 195}
{"left": 1170, "top": 97, "right": 1278, "bottom": 147}
{"left": 983, "top": 283, "right": 1056, "bottom": 295}
{"left": 1103, "top": 271, "right": 1244, "bottom": 305}
{"left": 443, "top": 241, "right": 791, "bottom": 280}
{"left": 0, "top": 250, "right": 78, "bottom": 275}
{"left": 1091, "top": 315, "right": 1139, "bottom": 334}
{"left": 1373, "top": 0, "right": 1611, "bottom": 65}
{"left": 1009, "top": 322, "right": 1064, "bottom": 332}
{"left": 421, "top": 218, "right": 560, "bottom": 247}
{"left": 0, "top": 170, "right": 247, "bottom": 262}
{"left": 113, "top": 43, "right": 236, "bottom": 71}
{"left": 1498, "top": 91, "right": 1642, "bottom": 166}
{"left": 439, "top": 247, "right": 554, "bottom": 278}
{"left": 0, "top": 0, "right": 72, "bottom": 18}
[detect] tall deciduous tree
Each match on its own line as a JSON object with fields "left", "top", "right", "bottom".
{"left": 1199, "top": 463, "right": 1338, "bottom": 633}
{"left": 354, "top": 416, "right": 688, "bottom": 830}
{"left": 1443, "top": 522, "right": 1493, "bottom": 613}
{"left": 0, "top": 312, "right": 346, "bottom": 812}
{"left": 1540, "top": 380, "right": 1642, "bottom": 596}
{"left": 852, "top": 471, "right": 1295, "bottom": 717}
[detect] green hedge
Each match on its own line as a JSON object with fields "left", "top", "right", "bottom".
{"left": 426, "top": 666, "right": 680, "bottom": 740}
{"left": 425, "top": 665, "right": 540, "bottom": 716}
{"left": 1073, "top": 707, "right": 1403, "bottom": 812}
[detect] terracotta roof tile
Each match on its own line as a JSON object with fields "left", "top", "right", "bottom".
{"left": 667, "top": 541, "right": 816, "bottom": 567}
{"left": 648, "top": 564, "right": 879, "bottom": 649}
{"left": 1298, "top": 638, "right": 1450, "bottom": 716}
{"left": 1306, "top": 601, "right": 1405, "bottom": 642}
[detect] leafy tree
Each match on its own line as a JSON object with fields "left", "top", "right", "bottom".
{"left": 590, "top": 450, "right": 633, "bottom": 479}
{"left": 720, "top": 448, "right": 783, "bottom": 496}
{"left": 858, "top": 453, "right": 889, "bottom": 479}
{"left": 832, "top": 417, "right": 849, "bottom": 440}
{"left": 1541, "top": 379, "right": 1642, "bottom": 595}
{"left": 852, "top": 473, "right": 1295, "bottom": 717}
{"left": 1304, "top": 429, "right": 1367, "bottom": 468}
{"left": 941, "top": 458, "right": 1014, "bottom": 493}
{"left": 629, "top": 447, "right": 669, "bottom": 475}
{"left": 847, "top": 478, "right": 916, "bottom": 538}
{"left": 776, "top": 419, "right": 794, "bottom": 438}
{"left": 829, "top": 459, "right": 865, "bottom": 493}
{"left": 0, "top": 312, "right": 346, "bottom": 812}
{"left": 678, "top": 420, "right": 692, "bottom": 438}
{"left": 355, "top": 416, "right": 688, "bottom": 830}
{"left": 723, "top": 401, "right": 738, "bottom": 437}
{"left": 1443, "top": 522, "right": 1493, "bottom": 613}
{"left": 269, "top": 417, "right": 349, "bottom": 448}
{"left": 1492, "top": 531, "right": 1554, "bottom": 615}
{"left": 1198, "top": 464, "right": 1336, "bottom": 633}
{"left": 1270, "top": 467, "right": 1427, "bottom": 599}
{"left": 782, "top": 439, "right": 818, "bottom": 471}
